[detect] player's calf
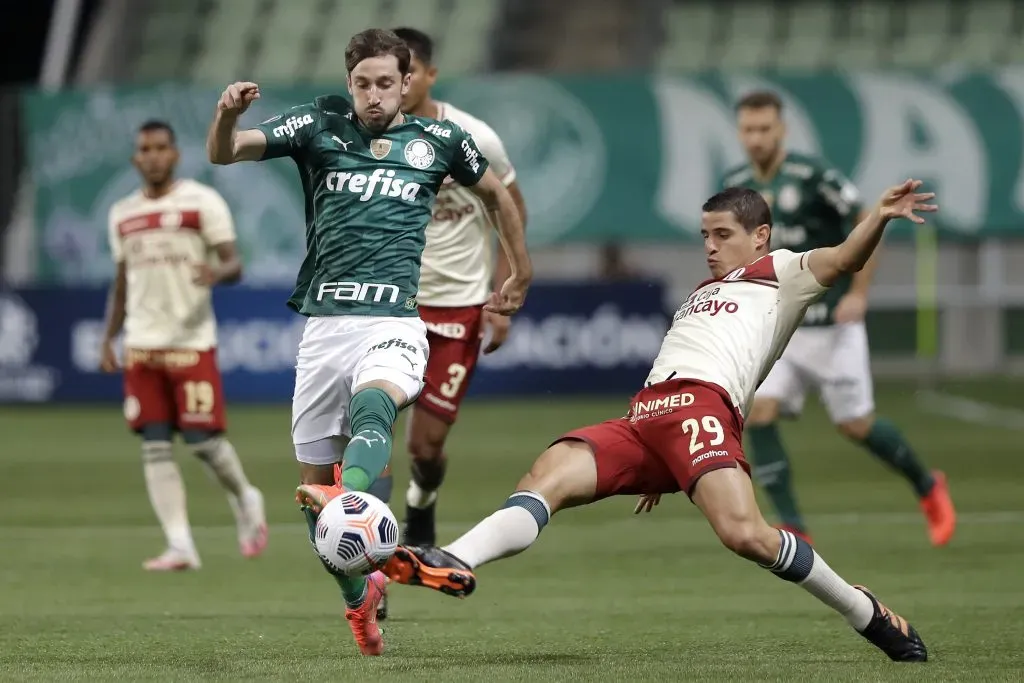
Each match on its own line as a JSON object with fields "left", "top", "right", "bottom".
{"left": 404, "top": 410, "right": 449, "bottom": 546}
{"left": 386, "top": 440, "right": 597, "bottom": 596}
{"left": 693, "top": 467, "right": 927, "bottom": 661}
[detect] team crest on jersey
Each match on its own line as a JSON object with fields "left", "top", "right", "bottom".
{"left": 778, "top": 185, "right": 800, "bottom": 212}
{"left": 404, "top": 139, "right": 435, "bottom": 169}
{"left": 370, "top": 139, "right": 393, "bottom": 160}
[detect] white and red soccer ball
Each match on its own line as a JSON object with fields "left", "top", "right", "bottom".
{"left": 314, "top": 491, "right": 400, "bottom": 576}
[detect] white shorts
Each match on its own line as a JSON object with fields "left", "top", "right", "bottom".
{"left": 291, "top": 315, "right": 428, "bottom": 454}
{"left": 755, "top": 322, "right": 874, "bottom": 424}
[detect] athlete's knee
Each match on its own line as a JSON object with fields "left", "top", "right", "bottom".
{"left": 407, "top": 420, "right": 447, "bottom": 464}
{"left": 353, "top": 379, "right": 409, "bottom": 410}
{"left": 181, "top": 429, "right": 222, "bottom": 458}
{"left": 516, "top": 440, "right": 597, "bottom": 513}
{"left": 139, "top": 422, "right": 173, "bottom": 443}
{"left": 837, "top": 414, "right": 874, "bottom": 441}
{"left": 747, "top": 398, "right": 780, "bottom": 427}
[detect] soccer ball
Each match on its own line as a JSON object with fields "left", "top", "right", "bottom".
{"left": 314, "top": 491, "right": 400, "bottom": 576}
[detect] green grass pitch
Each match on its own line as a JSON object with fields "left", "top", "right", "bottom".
{"left": 2, "top": 380, "right": 1023, "bottom": 681}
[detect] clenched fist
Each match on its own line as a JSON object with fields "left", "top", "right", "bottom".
{"left": 217, "top": 81, "right": 261, "bottom": 116}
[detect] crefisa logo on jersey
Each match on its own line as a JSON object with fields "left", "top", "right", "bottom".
{"left": 460, "top": 138, "right": 481, "bottom": 174}
{"left": 404, "top": 139, "right": 435, "bottom": 169}
{"left": 272, "top": 114, "right": 314, "bottom": 138}
{"left": 324, "top": 169, "right": 422, "bottom": 202}
{"left": 423, "top": 124, "right": 451, "bottom": 139}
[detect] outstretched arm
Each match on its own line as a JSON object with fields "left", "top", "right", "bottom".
{"left": 467, "top": 168, "right": 532, "bottom": 315}
{"left": 808, "top": 179, "right": 936, "bottom": 287}
{"left": 207, "top": 81, "right": 266, "bottom": 164}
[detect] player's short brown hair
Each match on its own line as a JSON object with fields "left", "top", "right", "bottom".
{"left": 345, "top": 28, "right": 411, "bottom": 75}
{"left": 702, "top": 187, "right": 773, "bottom": 233}
{"left": 734, "top": 90, "right": 783, "bottom": 114}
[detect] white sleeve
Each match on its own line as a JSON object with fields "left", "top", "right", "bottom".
{"left": 773, "top": 249, "right": 828, "bottom": 304}
{"left": 107, "top": 205, "right": 124, "bottom": 263}
{"left": 199, "top": 188, "right": 236, "bottom": 246}
{"left": 473, "top": 122, "right": 516, "bottom": 186}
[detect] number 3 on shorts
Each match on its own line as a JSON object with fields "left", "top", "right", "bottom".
{"left": 184, "top": 380, "right": 215, "bottom": 414}
{"left": 440, "top": 363, "right": 467, "bottom": 399}
{"left": 681, "top": 416, "right": 724, "bottom": 454}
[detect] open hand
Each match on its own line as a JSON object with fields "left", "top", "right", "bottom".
{"left": 877, "top": 179, "right": 937, "bottom": 224}
{"left": 484, "top": 276, "right": 528, "bottom": 317}
{"left": 99, "top": 339, "right": 119, "bottom": 373}
{"left": 633, "top": 494, "right": 661, "bottom": 514}
{"left": 217, "top": 81, "right": 261, "bottom": 115}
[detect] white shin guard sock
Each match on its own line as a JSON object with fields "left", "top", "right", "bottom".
{"left": 142, "top": 441, "right": 195, "bottom": 555}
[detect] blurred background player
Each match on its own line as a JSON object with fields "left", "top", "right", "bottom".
{"left": 721, "top": 91, "right": 956, "bottom": 546}
{"left": 100, "top": 120, "right": 268, "bottom": 571}
{"left": 373, "top": 28, "right": 527, "bottom": 560}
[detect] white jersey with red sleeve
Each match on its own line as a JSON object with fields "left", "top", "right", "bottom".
{"left": 416, "top": 101, "right": 517, "bottom": 307}
{"left": 107, "top": 179, "right": 236, "bottom": 350}
{"left": 646, "top": 249, "right": 828, "bottom": 419}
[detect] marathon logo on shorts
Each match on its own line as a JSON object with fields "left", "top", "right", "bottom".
{"left": 629, "top": 392, "right": 694, "bottom": 422}
{"left": 424, "top": 321, "right": 467, "bottom": 340}
{"left": 691, "top": 450, "right": 729, "bottom": 467}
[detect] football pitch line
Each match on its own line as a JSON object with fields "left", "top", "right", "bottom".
{"left": 916, "top": 389, "right": 1024, "bottom": 430}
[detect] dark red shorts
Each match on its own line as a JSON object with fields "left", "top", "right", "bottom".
{"left": 556, "top": 379, "right": 749, "bottom": 498}
{"left": 416, "top": 304, "right": 485, "bottom": 424}
{"left": 123, "top": 348, "right": 227, "bottom": 433}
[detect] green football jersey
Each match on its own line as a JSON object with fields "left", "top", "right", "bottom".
{"left": 720, "top": 152, "right": 863, "bottom": 327}
{"left": 251, "top": 95, "right": 489, "bottom": 317}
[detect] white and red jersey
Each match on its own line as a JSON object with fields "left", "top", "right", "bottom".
{"left": 107, "top": 179, "right": 236, "bottom": 350}
{"left": 417, "top": 101, "right": 517, "bottom": 307}
{"left": 646, "top": 249, "right": 828, "bottom": 419}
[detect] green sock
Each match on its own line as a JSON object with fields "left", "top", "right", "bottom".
{"left": 302, "top": 506, "right": 368, "bottom": 607}
{"left": 859, "top": 417, "right": 935, "bottom": 497}
{"left": 366, "top": 472, "right": 393, "bottom": 503}
{"left": 342, "top": 388, "right": 398, "bottom": 492}
{"left": 748, "top": 423, "right": 807, "bottom": 531}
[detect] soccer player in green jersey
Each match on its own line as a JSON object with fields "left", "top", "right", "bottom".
{"left": 721, "top": 91, "right": 955, "bottom": 548}
{"left": 205, "top": 29, "right": 531, "bottom": 656}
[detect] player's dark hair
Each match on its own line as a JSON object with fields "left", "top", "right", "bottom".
{"left": 734, "top": 90, "right": 783, "bottom": 114}
{"left": 137, "top": 119, "right": 176, "bottom": 144}
{"left": 345, "top": 28, "right": 412, "bottom": 75}
{"left": 702, "top": 187, "right": 772, "bottom": 233}
{"left": 392, "top": 27, "right": 434, "bottom": 65}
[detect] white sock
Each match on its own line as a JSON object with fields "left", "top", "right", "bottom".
{"left": 798, "top": 554, "right": 875, "bottom": 631}
{"left": 142, "top": 441, "right": 195, "bottom": 555}
{"left": 766, "top": 529, "right": 874, "bottom": 631}
{"left": 406, "top": 480, "right": 437, "bottom": 509}
{"left": 443, "top": 492, "right": 551, "bottom": 569}
{"left": 194, "top": 438, "right": 250, "bottom": 498}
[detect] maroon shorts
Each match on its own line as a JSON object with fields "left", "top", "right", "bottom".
{"left": 123, "top": 348, "right": 227, "bottom": 433}
{"left": 416, "top": 304, "right": 485, "bottom": 424}
{"left": 556, "top": 379, "right": 749, "bottom": 498}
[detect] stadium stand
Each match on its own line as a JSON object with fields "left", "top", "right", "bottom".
{"left": 128, "top": 0, "right": 501, "bottom": 84}
{"left": 658, "top": 0, "right": 1024, "bottom": 72}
